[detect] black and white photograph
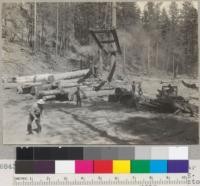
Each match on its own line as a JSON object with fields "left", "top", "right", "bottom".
{"left": 1, "top": 1, "right": 199, "bottom": 144}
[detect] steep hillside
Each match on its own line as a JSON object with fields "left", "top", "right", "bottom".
{"left": 1, "top": 39, "right": 89, "bottom": 77}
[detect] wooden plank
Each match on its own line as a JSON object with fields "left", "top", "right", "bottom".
{"left": 77, "top": 68, "right": 93, "bottom": 83}
{"left": 100, "top": 40, "right": 115, "bottom": 44}
{"left": 90, "top": 31, "right": 108, "bottom": 54}
{"left": 90, "top": 29, "right": 112, "bottom": 34}
{"left": 90, "top": 28, "right": 121, "bottom": 54}
{"left": 111, "top": 29, "right": 122, "bottom": 54}
{"left": 107, "top": 60, "right": 116, "bottom": 82}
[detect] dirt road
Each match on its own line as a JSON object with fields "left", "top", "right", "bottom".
{"left": 3, "top": 89, "right": 198, "bottom": 144}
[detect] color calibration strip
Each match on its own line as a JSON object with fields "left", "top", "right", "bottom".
{"left": 16, "top": 146, "right": 188, "bottom": 160}
{"left": 15, "top": 160, "right": 189, "bottom": 174}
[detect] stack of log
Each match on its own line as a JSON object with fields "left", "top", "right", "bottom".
{"left": 3, "top": 68, "right": 116, "bottom": 102}
{"left": 4, "top": 69, "right": 119, "bottom": 104}
{"left": 4, "top": 69, "right": 90, "bottom": 94}
{"left": 38, "top": 86, "right": 115, "bottom": 101}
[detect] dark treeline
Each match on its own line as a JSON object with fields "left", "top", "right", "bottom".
{"left": 2, "top": 1, "right": 198, "bottom": 77}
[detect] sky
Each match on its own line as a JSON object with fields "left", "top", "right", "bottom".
{"left": 137, "top": 0, "right": 198, "bottom": 11}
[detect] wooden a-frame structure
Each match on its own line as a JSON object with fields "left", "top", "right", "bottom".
{"left": 89, "top": 28, "right": 122, "bottom": 55}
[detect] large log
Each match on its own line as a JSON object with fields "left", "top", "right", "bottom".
{"left": 3, "top": 83, "right": 18, "bottom": 89}
{"left": 43, "top": 95, "right": 56, "bottom": 101}
{"left": 16, "top": 74, "right": 51, "bottom": 83}
{"left": 37, "top": 89, "right": 62, "bottom": 98}
{"left": 53, "top": 69, "right": 90, "bottom": 81}
{"left": 17, "top": 82, "right": 43, "bottom": 94}
{"left": 58, "top": 79, "right": 80, "bottom": 89}
{"left": 37, "top": 89, "right": 69, "bottom": 98}
{"left": 84, "top": 89, "right": 115, "bottom": 97}
{"left": 12, "top": 69, "right": 90, "bottom": 83}
{"left": 31, "top": 83, "right": 58, "bottom": 96}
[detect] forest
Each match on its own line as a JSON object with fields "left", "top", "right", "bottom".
{"left": 1, "top": 1, "right": 198, "bottom": 78}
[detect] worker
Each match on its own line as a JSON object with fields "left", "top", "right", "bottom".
{"left": 138, "top": 82, "right": 143, "bottom": 96}
{"left": 27, "top": 99, "right": 45, "bottom": 135}
{"left": 167, "top": 84, "right": 174, "bottom": 95}
{"left": 131, "top": 81, "right": 136, "bottom": 96}
{"left": 75, "top": 86, "right": 82, "bottom": 107}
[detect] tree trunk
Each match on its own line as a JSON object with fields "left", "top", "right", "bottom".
{"left": 56, "top": 3, "right": 59, "bottom": 56}
{"left": 172, "top": 54, "right": 175, "bottom": 79}
{"left": 123, "top": 45, "right": 126, "bottom": 75}
{"left": 147, "top": 39, "right": 150, "bottom": 75}
{"left": 112, "top": 2, "right": 117, "bottom": 28}
{"left": 156, "top": 41, "right": 159, "bottom": 69}
{"left": 99, "top": 50, "right": 103, "bottom": 76}
{"left": 34, "top": 1, "right": 37, "bottom": 52}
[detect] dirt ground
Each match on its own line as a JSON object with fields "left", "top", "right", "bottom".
{"left": 3, "top": 85, "right": 199, "bottom": 145}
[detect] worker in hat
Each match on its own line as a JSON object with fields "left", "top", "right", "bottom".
{"left": 74, "top": 86, "right": 82, "bottom": 107}
{"left": 27, "top": 99, "right": 45, "bottom": 135}
{"left": 131, "top": 81, "right": 136, "bottom": 96}
{"left": 137, "top": 82, "right": 143, "bottom": 96}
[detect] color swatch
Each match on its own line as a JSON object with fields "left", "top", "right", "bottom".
{"left": 75, "top": 160, "right": 93, "bottom": 173}
{"left": 131, "top": 160, "right": 150, "bottom": 173}
{"left": 150, "top": 160, "right": 167, "bottom": 173}
{"left": 94, "top": 160, "right": 113, "bottom": 173}
{"left": 15, "top": 160, "right": 189, "bottom": 174}
{"left": 55, "top": 161, "right": 75, "bottom": 174}
{"left": 113, "top": 160, "right": 130, "bottom": 173}
{"left": 167, "top": 160, "right": 189, "bottom": 173}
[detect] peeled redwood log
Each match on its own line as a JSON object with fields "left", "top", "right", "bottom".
{"left": 13, "top": 69, "right": 90, "bottom": 83}
{"left": 37, "top": 89, "right": 68, "bottom": 99}
{"left": 17, "top": 82, "right": 42, "bottom": 94}
{"left": 31, "top": 83, "right": 58, "bottom": 96}
{"left": 38, "top": 89, "right": 69, "bottom": 101}
{"left": 37, "top": 89, "right": 61, "bottom": 98}
{"left": 84, "top": 89, "right": 115, "bottom": 98}
{"left": 53, "top": 69, "right": 90, "bottom": 81}
{"left": 16, "top": 74, "right": 52, "bottom": 83}
{"left": 43, "top": 95, "right": 56, "bottom": 101}
{"left": 66, "top": 86, "right": 93, "bottom": 93}
{"left": 58, "top": 80, "right": 80, "bottom": 89}
{"left": 3, "top": 83, "right": 18, "bottom": 89}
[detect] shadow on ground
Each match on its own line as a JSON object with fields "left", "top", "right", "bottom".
{"left": 114, "top": 115, "right": 199, "bottom": 144}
